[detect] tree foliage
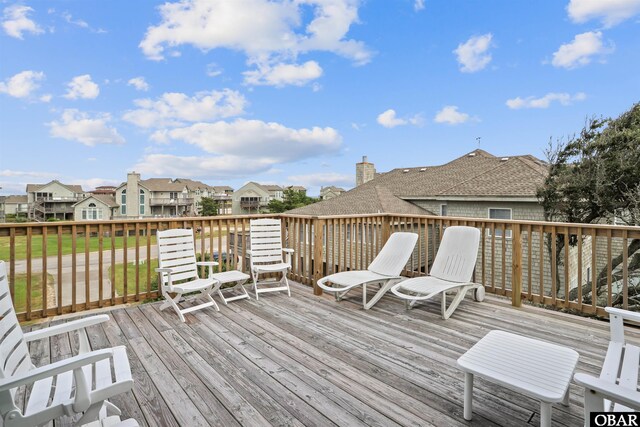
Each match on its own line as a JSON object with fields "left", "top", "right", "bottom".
{"left": 537, "top": 102, "right": 640, "bottom": 307}
{"left": 267, "top": 189, "right": 318, "bottom": 213}
{"left": 200, "top": 197, "right": 219, "bottom": 216}
{"left": 538, "top": 102, "right": 640, "bottom": 226}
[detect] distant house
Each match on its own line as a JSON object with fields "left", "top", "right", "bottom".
{"left": 319, "top": 186, "right": 346, "bottom": 200}
{"left": 26, "top": 180, "right": 85, "bottom": 221}
{"left": 113, "top": 172, "right": 224, "bottom": 219}
{"left": 232, "top": 182, "right": 282, "bottom": 215}
{"left": 0, "top": 195, "right": 29, "bottom": 222}
{"left": 287, "top": 185, "right": 307, "bottom": 194}
{"left": 73, "top": 194, "right": 118, "bottom": 221}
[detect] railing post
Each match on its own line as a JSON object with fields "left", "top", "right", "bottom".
{"left": 313, "top": 218, "right": 325, "bottom": 296}
{"left": 381, "top": 215, "right": 391, "bottom": 245}
{"left": 511, "top": 223, "right": 522, "bottom": 307}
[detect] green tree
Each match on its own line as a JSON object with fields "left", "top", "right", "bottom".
{"left": 200, "top": 197, "right": 219, "bottom": 216}
{"left": 267, "top": 188, "right": 318, "bottom": 213}
{"left": 537, "top": 102, "right": 640, "bottom": 307}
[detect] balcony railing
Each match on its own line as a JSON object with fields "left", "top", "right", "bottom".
{"left": 149, "top": 198, "right": 194, "bottom": 206}
{"left": 0, "top": 213, "right": 638, "bottom": 321}
{"left": 240, "top": 200, "right": 262, "bottom": 208}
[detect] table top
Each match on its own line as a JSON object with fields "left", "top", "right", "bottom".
{"left": 457, "top": 330, "right": 580, "bottom": 402}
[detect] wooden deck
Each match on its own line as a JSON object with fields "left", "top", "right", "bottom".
{"left": 25, "top": 281, "right": 640, "bottom": 427}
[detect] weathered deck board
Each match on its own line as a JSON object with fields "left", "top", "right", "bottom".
{"left": 22, "top": 280, "right": 640, "bottom": 427}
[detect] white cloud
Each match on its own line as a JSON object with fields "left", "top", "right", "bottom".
{"left": 39, "top": 94, "right": 52, "bottom": 103}
{"left": 376, "top": 109, "right": 423, "bottom": 128}
{"left": 0, "top": 169, "right": 55, "bottom": 178}
{"left": 206, "top": 63, "right": 223, "bottom": 77}
{"left": 434, "top": 106, "right": 472, "bottom": 125}
{"left": 60, "top": 11, "right": 106, "bottom": 33}
{"left": 243, "top": 60, "right": 323, "bottom": 87}
{"left": 551, "top": 31, "right": 613, "bottom": 69}
{"left": 453, "top": 33, "right": 493, "bottom": 73}
{"left": 123, "top": 89, "right": 246, "bottom": 129}
{"left": 506, "top": 92, "right": 587, "bottom": 109}
{"left": 64, "top": 74, "right": 100, "bottom": 99}
{"left": 2, "top": 5, "right": 43, "bottom": 39}
{"left": 48, "top": 109, "right": 125, "bottom": 146}
{"left": 567, "top": 0, "right": 640, "bottom": 27}
{"left": 414, "top": 0, "right": 425, "bottom": 11}
{"left": 127, "top": 76, "right": 150, "bottom": 91}
{"left": 133, "top": 154, "right": 276, "bottom": 178}
{"left": 139, "top": 0, "right": 371, "bottom": 85}
{"left": 0, "top": 70, "right": 45, "bottom": 99}
{"left": 160, "top": 118, "right": 342, "bottom": 162}
{"left": 288, "top": 172, "right": 353, "bottom": 189}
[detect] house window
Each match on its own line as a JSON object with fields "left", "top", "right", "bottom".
{"left": 170, "top": 192, "right": 178, "bottom": 200}
{"left": 139, "top": 189, "right": 145, "bottom": 215}
{"left": 82, "top": 202, "right": 102, "bottom": 220}
{"left": 488, "top": 208, "right": 512, "bottom": 238}
{"left": 440, "top": 204, "right": 448, "bottom": 216}
{"left": 120, "top": 190, "right": 126, "bottom": 215}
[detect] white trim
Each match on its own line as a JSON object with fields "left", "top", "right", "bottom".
{"left": 487, "top": 207, "right": 512, "bottom": 239}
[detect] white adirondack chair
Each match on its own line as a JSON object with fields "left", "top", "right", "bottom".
{"left": 574, "top": 307, "right": 640, "bottom": 426}
{"left": 316, "top": 232, "right": 419, "bottom": 309}
{"left": 156, "top": 229, "right": 221, "bottom": 322}
{"left": 247, "top": 219, "right": 294, "bottom": 300}
{"left": 0, "top": 260, "right": 134, "bottom": 427}
{"left": 391, "top": 226, "right": 484, "bottom": 319}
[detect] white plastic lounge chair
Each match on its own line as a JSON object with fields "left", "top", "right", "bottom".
{"left": 247, "top": 218, "right": 294, "bottom": 300}
{"left": 0, "top": 260, "right": 134, "bottom": 427}
{"left": 391, "top": 226, "right": 484, "bottom": 319}
{"left": 574, "top": 307, "right": 640, "bottom": 425}
{"left": 156, "top": 228, "right": 221, "bottom": 322}
{"left": 317, "top": 232, "right": 418, "bottom": 310}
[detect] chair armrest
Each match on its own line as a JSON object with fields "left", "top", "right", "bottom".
{"left": 0, "top": 348, "right": 116, "bottom": 392}
{"left": 574, "top": 373, "right": 640, "bottom": 410}
{"left": 246, "top": 250, "right": 252, "bottom": 255}
{"left": 24, "top": 314, "right": 110, "bottom": 342}
{"left": 196, "top": 261, "right": 219, "bottom": 267}
{"left": 155, "top": 268, "right": 173, "bottom": 273}
{"left": 606, "top": 307, "right": 640, "bottom": 323}
{"left": 282, "top": 248, "right": 294, "bottom": 254}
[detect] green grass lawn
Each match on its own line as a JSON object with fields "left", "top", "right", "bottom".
{"left": 12, "top": 273, "right": 53, "bottom": 313}
{"left": 109, "top": 259, "right": 159, "bottom": 300}
{"left": 0, "top": 235, "right": 157, "bottom": 261}
{"left": 1, "top": 229, "right": 224, "bottom": 261}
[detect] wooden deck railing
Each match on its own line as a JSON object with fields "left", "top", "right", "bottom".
{"left": 0, "top": 213, "right": 638, "bottom": 321}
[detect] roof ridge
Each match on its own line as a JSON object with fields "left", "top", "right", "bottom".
{"left": 436, "top": 161, "right": 506, "bottom": 195}
{"left": 512, "top": 156, "right": 548, "bottom": 177}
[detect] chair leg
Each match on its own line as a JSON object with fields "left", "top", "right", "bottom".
{"left": 252, "top": 270, "right": 260, "bottom": 300}
{"left": 76, "top": 401, "right": 107, "bottom": 425}
{"left": 161, "top": 292, "right": 186, "bottom": 322}
{"left": 282, "top": 271, "right": 291, "bottom": 297}
{"left": 202, "top": 288, "right": 220, "bottom": 311}
{"left": 441, "top": 287, "right": 470, "bottom": 320}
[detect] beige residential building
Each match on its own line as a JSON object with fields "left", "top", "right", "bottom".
{"left": 26, "top": 181, "right": 85, "bottom": 221}
{"left": 232, "top": 182, "right": 281, "bottom": 215}
{"left": 0, "top": 195, "right": 29, "bottom": 221}
{"left": 114, "top": 173, "right": 229, "bottom": 219}
{"left": 73, "top": 194, "right": 118, "bottom": 221}
{"left": 320, "top": 186, "right": 346, "bottom": 200}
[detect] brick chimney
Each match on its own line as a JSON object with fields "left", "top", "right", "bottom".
{"left": 356, "top": 156, "right": 375, "bottom": 186}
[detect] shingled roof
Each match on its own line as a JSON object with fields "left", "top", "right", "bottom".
{"left": 26, "top": 180, "right": 84, "bottom": 194}
{"left": 287, "top": 150, "right": 548, "bottom": 215}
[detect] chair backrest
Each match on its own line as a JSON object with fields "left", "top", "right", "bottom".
{"left": 157, "top": 229, "right": 199, "bottom": 287}
{"left": 249, "top": 219, "right": 284, "bottom": 267}
{"left": 367, "top": 232, "right": 419, "bottom": 277}
{"left": 429, "top": 226, "right": 480, "bottom": 283}
{"left": 0, "top": 261, "right": 33, "bottom": 401}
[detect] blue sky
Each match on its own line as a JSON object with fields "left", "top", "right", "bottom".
{"left": 1, "top": 0, "right": 639, "bottom": 196}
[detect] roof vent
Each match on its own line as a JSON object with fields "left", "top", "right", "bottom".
{"left": 468, "top": 153, "right": 476, "bottom": 157}
{"left": 420, "top": 168, "right": 427, "bottom": 172}
{"left": 403, "top": 169, "right": 409, "bottom": 173}
{"left": 501, "top": 157, "right": 509, "bottom": 162}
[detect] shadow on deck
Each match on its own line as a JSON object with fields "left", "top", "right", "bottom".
{"left": 24, "top": 281, "right": 639, "bottom": 427}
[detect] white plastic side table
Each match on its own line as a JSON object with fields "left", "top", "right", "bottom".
{"left": 457, "top": 330, "right": 579, "bottom": 427}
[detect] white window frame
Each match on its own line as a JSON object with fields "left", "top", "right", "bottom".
{"left": 120, "top": 190, "right": 126, "bottom": 215}
{"left": 487, "top": 207, "right": 512, "bottom": 239}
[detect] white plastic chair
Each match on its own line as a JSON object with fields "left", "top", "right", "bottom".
{"left": 247, "top": 219, "right": 294, "bottom": 300}
{"left": 156, "top": 229, "right": 221, "bottom": 322}
{"left": 317, "top": 232, "right": 419, "bottom": 309}
{"left": 391, "top": 226, "right": 484, "bottom": 319}
{"left": 574, "top": 307, "right": 640, "bottom": 426}
{"left": 0, "top": 260, "right": 134, "bottom": 427}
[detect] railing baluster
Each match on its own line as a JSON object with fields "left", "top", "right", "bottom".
{"left": 41, "top": 226, "right": 47, "bottom": 317}
{"left": 98, "top": 223, "right": 104, "bottom": 308}
{"left": 622, "top": 229, "right": 629, "bottom": 309}
{"left": 57, "top": 225, "right": 62, "bottom": 315}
